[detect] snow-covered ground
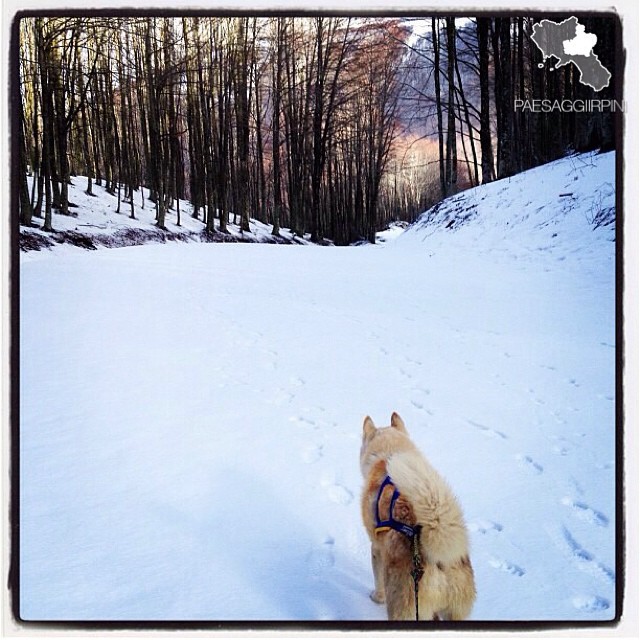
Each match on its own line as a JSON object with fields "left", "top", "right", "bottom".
{"left": 21, "top": 176, "right": 312, "bottom": 248}
{"left": 19, "top": 151, "right": 617, "bottom": 623}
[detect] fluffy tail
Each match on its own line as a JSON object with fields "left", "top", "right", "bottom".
{"left": 387, "top": 451, "right": 469, "bottom": 566}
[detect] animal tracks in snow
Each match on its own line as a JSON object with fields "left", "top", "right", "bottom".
{"left": 561, "top": 497, "right": 609, "bottom": 527}
{"left": 319, "top": 470, "right": 354, "bottom": 506}
{"left": 468, "top": 519, "right": 503, "bottom": 535}
{"left": 548, "top": 408, "right": 568, "bottom": 425}
{"left": 516, "top": 454, "right": 544, "bottom": 475}
{"left": 488, "top": 556, "right": 525, "bottom": 577}
{"left": 471, "top": 523, "right": 528, "bottom": 582}
{"left": 572, "top": 595, "right": 610, "bottom": 613}
{"left": 409, "top": 399, "right": 433, "bottom": 415}
{"left": 412, "top": 386, "right": 431, "bottom": 397}
{"left": 390, "top": 354, "right": 429, "bottom": 387}
{"left": 553, "top": 526, "right": 615, "bottom": 585}
{"left": 398, "top": 367, "right": 413, "bottom": 380}
{"left": 409, "top": 391, "right": 434, "bottom": 416}
{"left": 267, "top": 388, "right": 295, "bottom": 406}
{"left": 466, "top": 419, "right": 508, "bottom": 440}
{"left": 527, "top": 388, "right": 546, "bottom": 406}
{"left": 307, "top": 537, "right": 336, "bottom": 577}
{"left": 289, "top": 415, "right": 317, "bottom": 428}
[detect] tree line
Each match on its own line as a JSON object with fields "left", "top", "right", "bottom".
{"left": 17, "top": 15, "right": 617, "bottom": 244}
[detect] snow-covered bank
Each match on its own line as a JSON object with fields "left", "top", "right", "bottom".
{"left": 19, "top": 151, "right": 617, "bottom": 623}
{"left": 400, "top": 150, "right": 615, "bottom": 260}
{"left": 20, "top": 177, "right": 313, "bottom": 252}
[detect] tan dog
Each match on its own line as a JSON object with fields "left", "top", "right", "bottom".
{"left": 360, "top": 412, "right": 476, "bottom": 621}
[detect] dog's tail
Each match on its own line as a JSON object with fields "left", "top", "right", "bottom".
{"left": 387, "top": 451, "right": 469, "bottom": 566}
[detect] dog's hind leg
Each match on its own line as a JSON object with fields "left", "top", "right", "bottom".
{"left": 441, "top": 556, "right": 476, "bottom": 620}
{"left": 383, "top": 562, "right": 420, "bottom": 620}
{"left": 369, "top": 542, "right": 386, "bottom": 604}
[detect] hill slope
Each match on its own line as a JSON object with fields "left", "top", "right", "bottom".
{"left": 398, "top": 150, "right": 615, "bottom": 261}
{"left": 20, "top": 178, "right": 311, "bottom": 252}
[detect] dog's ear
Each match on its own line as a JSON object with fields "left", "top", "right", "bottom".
{"left": 363, "top": 415, "right": 376, "bottom": 439}
{"left": 390, "top": 412, "right": 407, "bottom": 433}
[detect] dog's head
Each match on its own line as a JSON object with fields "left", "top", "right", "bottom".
{"left": 360, "top": 412, "right": 410, "bottom": 477}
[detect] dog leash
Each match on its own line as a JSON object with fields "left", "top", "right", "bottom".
{"left": 410, "top": 525, "right": 425, "bottom": 621}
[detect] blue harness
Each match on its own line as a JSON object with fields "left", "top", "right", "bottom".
{"left": 374, "top": 475, "right": 418, "bottom": 539}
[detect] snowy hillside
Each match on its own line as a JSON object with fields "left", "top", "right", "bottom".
{"left": 20, "top": 177, "right": 313, "bottom": 252}
{"left": 401, "top": 151, "right": 615, "bottom": 257}
{"left": 19, "top": 151, "right": 617, "bottom": 624}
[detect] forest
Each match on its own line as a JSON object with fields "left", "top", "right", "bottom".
{"left": 16, "top": 14, "right": 619, "bottom": 245}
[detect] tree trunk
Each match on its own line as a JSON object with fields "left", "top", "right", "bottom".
{"left": 477, "top": 17, "right": 494, "bottom": 183}
{"left": 495, "top": 17, "right": 514, "bottom": 178}
{"left": 432, "top": 18, "right": 446, "bottom": 199}
{"left": 271, "top": 18, "right": 285, "bottom": 236}
{"left": 445, "top": 17, "right": 457, "bottom": 196}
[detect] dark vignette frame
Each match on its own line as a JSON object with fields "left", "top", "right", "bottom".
{"left": 7, "top": 6, "right": 626, "bottom": 633}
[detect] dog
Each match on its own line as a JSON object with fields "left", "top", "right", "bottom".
{"left": 360, "top": 412, "right": 476, "bottom": 621}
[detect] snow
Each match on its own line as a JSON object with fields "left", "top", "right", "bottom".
{"left": 19, "top": 151, "right": 617, "bottom": 623}
{"left": 375, "top": 221, "right": 409, "bottom": 243}
{"left": 21, "top": 177, "right": 311, "bottom": 247}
